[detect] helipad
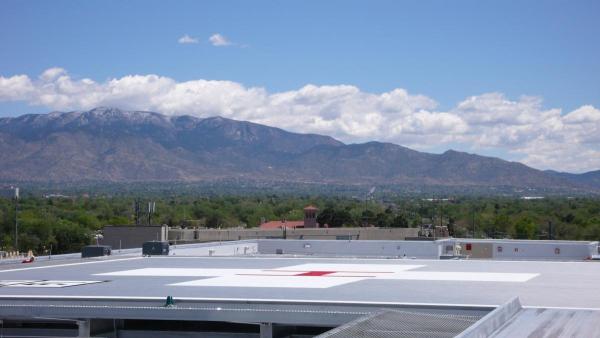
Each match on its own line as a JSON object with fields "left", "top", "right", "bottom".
{"left": 1, "top": 242, "right": 600, "bottom": 337}
{"left": 0, "top": 255, "right": 597, "bottom": 307}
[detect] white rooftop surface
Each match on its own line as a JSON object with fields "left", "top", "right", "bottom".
{"left": 1, "top": 255, "right": 599, "bottom": 309}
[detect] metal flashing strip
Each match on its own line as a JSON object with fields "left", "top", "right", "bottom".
{"left": 0, "top": 294, "right": 499, "bottom": 309}
{"left": 455, "top": 297, "right": 522, "bottom": 338}
{"left": 0, "top": 297, "right": 492, "bottom": 326}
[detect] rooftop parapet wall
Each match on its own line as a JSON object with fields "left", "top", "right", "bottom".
{"left": 257, "top": 237, "right": 597, "bottom": 260}
{"left": 289, "top": 227, "right": 419, "bottom": 240}
{"left": 439, "top": 238, "right": 598, "bottom": 260}
{"left": 257, "top": 239, "right": 443, "bottom": 258}
{"left": 100, "top": 225, "right": 168, "bottom": 250}
{"left": 169, "top": 227, "right": 419, "bottom": 242}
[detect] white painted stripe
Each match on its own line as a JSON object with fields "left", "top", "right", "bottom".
{"left": 96, "top": 264, "right": 426, "bottom": 277}
{"left": 172, "top": 275, "right": 365, "bottom": 288}
{"left": 384, "top": 271, "right": 539, "bottom": 282}
{"left": 97, "top": 268, "right": 300, "bottom": 277}
{"left": 271, "top": 263, "right": 425, "bottom": 272}
{"left": 0, "top": 257, "right": 143, "bottom": 273}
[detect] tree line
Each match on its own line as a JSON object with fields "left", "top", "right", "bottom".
{"left": 1, "top": 194, "right": 599, "bottom": 255}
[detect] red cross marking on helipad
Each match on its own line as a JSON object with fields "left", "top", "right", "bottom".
{"left": 295, "top": 271, "right": 335, "bottom": 276}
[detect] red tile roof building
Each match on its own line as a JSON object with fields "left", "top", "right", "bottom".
{"left": 259, "top": 220, "right": 305, "bottom": 229}
{"left": 259, "top": 205, "right": 320, "bottom": 229}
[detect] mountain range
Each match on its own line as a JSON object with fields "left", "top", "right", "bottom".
{"left": 0, "top": 107, "right": 598, "bottom": 193}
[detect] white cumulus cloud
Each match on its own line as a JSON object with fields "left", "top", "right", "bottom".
{"left": 0, "top": 68, "right": 599, "bottom": 173}
{"left": 208, "top": 33, "right": 232, "bottom": 47}
{"left": 178, "top": 34, "right": 199, "bottom": 44}
{"left": 0, "top": 74, "right": 33, "bottom": 100}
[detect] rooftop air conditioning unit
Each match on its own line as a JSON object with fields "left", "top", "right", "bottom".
{"left": 82, "top": 245, "right": 112, "bottom": 258}
{"left": 142, "top": 241, "right": 170, "bottom": 256}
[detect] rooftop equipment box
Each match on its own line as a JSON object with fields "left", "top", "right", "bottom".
{"left": 82, "top": 245, "right": 111, "bottom": 258}
{"left": 142, "top": 241, "right": 170, "bottom": 256}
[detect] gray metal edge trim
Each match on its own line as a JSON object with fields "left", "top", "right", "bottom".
{"left": 454, "top": 297, "right": 522, "bottom": 338}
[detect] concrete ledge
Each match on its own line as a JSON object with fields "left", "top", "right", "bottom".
{"left": 455, "top": 297, "right": 522, "bottom": 338}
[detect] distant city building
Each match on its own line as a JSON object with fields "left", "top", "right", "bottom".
{"left": 260, "top": 205, "right": 320, "bottom": 229}
{"left": 0, "top": 186, "right": 19, "bottom": 199}
{"left": 44, "top": 193, "right": 72, "bottom": 199}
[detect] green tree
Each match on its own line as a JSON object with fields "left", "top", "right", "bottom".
{"left": 317, "top": 207, "right": 352, "bottom": 227}
{"left": 513, "top": 217, "right": 537, "bottom": 239}
{"left": 374, "top": 212, "right": 391, "bottom": 227}
{"left": 53, "top": 221, "right": 91, "bottom": 254}
{"left": 317, "top": 207, "right": 335, "bottom": 227}
{"left": 361, "top": 209, "right": 375, "bottom": 226}
{"left": 390, "top": 214, "right": 409, "bottom": 228}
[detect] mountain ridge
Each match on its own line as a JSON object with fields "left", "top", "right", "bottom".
{"left": 0, "top": 107, "right": 597, "bottom": 192}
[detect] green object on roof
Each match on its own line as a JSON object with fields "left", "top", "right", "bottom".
{"left": 164, "top": 295, "right": 175, "bottom": 307}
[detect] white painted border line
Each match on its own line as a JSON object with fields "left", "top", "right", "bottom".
{"left": 0, "top": 257, "right": 144, "bottom": 273}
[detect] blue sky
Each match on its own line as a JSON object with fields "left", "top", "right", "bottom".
{"left": 0, "top": 0, "right": 599, "bottom": 172}
{"left": 2, "top": 0, "right": 599, "bottom": 112}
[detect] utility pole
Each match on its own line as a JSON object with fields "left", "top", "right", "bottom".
{"left": 439, "top": 199, "right": 443, "bottom": 228}
{"left": 147, "top": 201, "right": 156, "bottom": 226}
{"left": 471, "top": 207, "right": 476, "bottom": 239}
{"left": 363, "top": 187, "right": 375, "bottom": 227}
{"left": 14, "top": 187, "right": 19, "bottom": 251}
{"left": 431, "top": 194, "right": 435, "bottom": 228}
{"left": 134, "top": 199, "right": 140, "bottom": 225}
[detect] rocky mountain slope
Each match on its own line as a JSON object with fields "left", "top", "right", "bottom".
{"left": 0, "top": 107, "right": 596, "bottom": 192}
